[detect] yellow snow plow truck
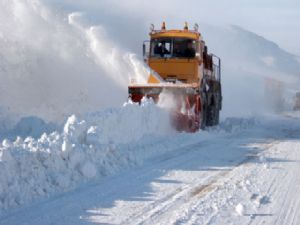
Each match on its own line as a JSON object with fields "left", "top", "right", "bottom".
{"left": 128, "top": 22, "right": 222, "bottom": 132}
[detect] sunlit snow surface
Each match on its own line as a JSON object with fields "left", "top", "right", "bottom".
{"left": 0, "top": 112, "right": 299, "bottom": 225}
{"left": 0, "top": 100, "right": 172, "bottom": 211}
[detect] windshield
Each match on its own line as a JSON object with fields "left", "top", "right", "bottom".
{"left": 151, "top": 38, "right": 197, "bottom": 58}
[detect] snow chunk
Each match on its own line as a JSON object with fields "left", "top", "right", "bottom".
{"left": 80, "top": 162, "right": 97, "bottom": 179}
{"left": 235, "top": 203, "right": 244, "bottom": 216}
{"left": 2, "top": 139, "right": 11, "bottom": 148}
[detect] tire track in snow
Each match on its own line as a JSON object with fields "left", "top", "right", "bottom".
{"left": 130, "top": 146, "right": 264, "bottom": 225}
{"left": 270, "top": 143, "right": 300, "bottom": 225}
{"left": 243, "top": 140, "right": 300, "bottom": 225}
{"left": 119, "top": 136, "right": 242, "bottom": 225}
{"left": 178, "top": 140, "right": 287, "bottom": 225}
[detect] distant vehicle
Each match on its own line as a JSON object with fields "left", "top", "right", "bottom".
{"left": 293, "top": 92, "right": 300, "bottom": 111}
{"left": 128, "top": 22, "right": 222, "bottom": 132}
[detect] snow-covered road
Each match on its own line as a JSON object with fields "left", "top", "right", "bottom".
{"left": 1, "top": 114, "right": 300, "bottom": 225}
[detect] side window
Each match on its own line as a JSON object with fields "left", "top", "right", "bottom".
{"left": 151, "top": 39, "right": 172, "bottom": 58}
{"left": 183, "top": 40, "right": 196, "bottom": 58}
{"left": 173, "top": 39, "right": 196, "bottom": 58}
{"left": 173, "top": 39, "right": 185, "bottom": 57}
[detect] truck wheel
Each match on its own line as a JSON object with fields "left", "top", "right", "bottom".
{"left": 201, "top": 103, "right": 207, "bottom": 129}
{"left": 207, "top": 105, "right": 221, "bottom": 126}
{"left": 206, "top": 96, "right": 218, "bottom": 126}
{"left": 215, "top": 109, "right": 220, "bottom": 125}
{"left": 206, "top": 105, "right": 215, "bottom": 126}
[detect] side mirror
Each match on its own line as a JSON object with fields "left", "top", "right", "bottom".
{"left": 204, "top": 46, "right": 208, "bottom": 54}
{"left": 143, "top": 43, "right": 146, "bottom": 57}
{"left": 143, "top": 40, "right": 150, "bottom": 62}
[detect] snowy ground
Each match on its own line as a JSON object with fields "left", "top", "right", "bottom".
{"left": 0, "top": 110, "right": 299, "bottom": 225}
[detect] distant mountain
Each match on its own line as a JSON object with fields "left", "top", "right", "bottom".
{"left": 193, "top": 24, "right": 300, "bottom": 116}
{"left": 201, "top": 24, "right": 300, "bottom": 81}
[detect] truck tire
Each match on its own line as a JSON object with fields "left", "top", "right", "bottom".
{"left": 215, "top": 109, "right": 220, "bottom": 125}
{"left": 206, "top": 96, "right": 218, "bottom": 126}
{"left": 201, "top": 101, "right": 207, "bottom": 129}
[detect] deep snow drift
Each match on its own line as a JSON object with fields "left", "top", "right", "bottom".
{"left": 0, "top": 100, "right": 172, "bottom": 211}
{"left": 0, "top": 97, "right": 262, "bottom": 213}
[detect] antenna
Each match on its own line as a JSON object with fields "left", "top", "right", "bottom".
{"left": 161, "top": 22, "right": 166, "bottom": 30}
{"left": 184, "top": 22, "right": 188, "bottom": 30}
{"left": 194, "top": 23, "right": 199, "bottom": 32}
{"left": 150, "top": 24, "right": 154, "bottom": 32}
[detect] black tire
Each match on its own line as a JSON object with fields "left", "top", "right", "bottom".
{"left": 214, "top": 94, "right": 220, "bottom": 125}
{"left": 201, "top": 102, "right": 207, "bottom": 129}
{"left": 206, "top": 96, "right": 220, "bottom": 126}
{"left": 200, "top": 90, "right": 208, "bottom": 130}
{"left": 215, "top": 109, "right": 220, "bottom": 125}
{"left": 205, "top": 94, "right": 214, "bottom": 126}
{"left": 206, "top": 105, "right": 215, "bottom": 126}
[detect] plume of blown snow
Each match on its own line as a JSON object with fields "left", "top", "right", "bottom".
{"left": 0, "top": 0, "right": 149, "bottom": 123}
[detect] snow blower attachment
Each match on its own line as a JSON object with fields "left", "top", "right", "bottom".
{"left": 128, "top": 22, "right": 222, "bottom": 132}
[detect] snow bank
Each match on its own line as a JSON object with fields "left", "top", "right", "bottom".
{"left": 0, "top": 116, "right": 58, "bottom": 141}
{"left": 0, "top": 98, "right": 271, "bottom": 213}
{"left": 0, "top": 100, "right": 171, "bottom": 211}
{"left": 0, "top": 105, "right": 263, "bottom": 212}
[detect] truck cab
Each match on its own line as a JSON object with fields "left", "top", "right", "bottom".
{"left": 143, "top": 22, "right": 220, "bottom": 86}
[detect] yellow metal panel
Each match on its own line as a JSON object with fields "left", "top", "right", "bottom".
{"left": 148, "top": 74, "right": 161, "bottom": 84}
{"left": 148, "top": 58, "right": 199, "bottom": 83}
{"left": 150, "top": 30, "right": 200, "bottom": 40}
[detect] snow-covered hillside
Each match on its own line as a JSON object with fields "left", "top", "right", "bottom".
{"left": 204, "top": 25, "right": 300, "bottom": 78}
{"left": 200, "top": 24, "right": 300, "bottom": 117}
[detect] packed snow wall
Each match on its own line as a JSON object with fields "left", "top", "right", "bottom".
{"left": 0, "top": 100, "right": 172, "bottom": 211}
